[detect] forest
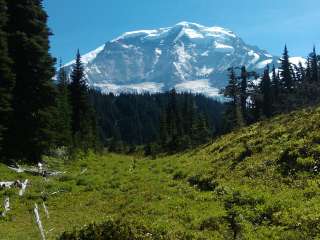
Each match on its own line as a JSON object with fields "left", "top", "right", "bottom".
{"left": 89, "top": 90, "right": 225, "bottom": 153}
{"left": 222, "top": 46, "right": 320, "bottom": 131}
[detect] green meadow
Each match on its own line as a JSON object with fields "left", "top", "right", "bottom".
{"left": 1, "top": 106, "right": 320, "bottom": 239}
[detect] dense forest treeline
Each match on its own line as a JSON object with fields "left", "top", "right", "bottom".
{"left": 223, "top": 46, "right": 320, "bottom": 131}
{"left": 90, "top": 90, "right": 225, "bottom": 153}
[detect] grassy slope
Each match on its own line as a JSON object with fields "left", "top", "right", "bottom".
{"left": 1, "top": 107, "right": 320, "bottom": 239}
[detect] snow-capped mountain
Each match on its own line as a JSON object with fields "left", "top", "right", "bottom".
{"left": 62, "top": 22, "right": 302, "bottom": 97}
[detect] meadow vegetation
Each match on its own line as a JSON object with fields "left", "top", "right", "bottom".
{"left": 1, "top": 106, "right": 320, "bottom": 239}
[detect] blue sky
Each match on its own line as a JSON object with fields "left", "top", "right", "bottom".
{"left": 44, "top": 0, "right": 320, "bottom": 64}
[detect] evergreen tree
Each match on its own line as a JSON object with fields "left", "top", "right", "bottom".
{"left": 223, "top": 68, "right": 244, "bottom": 130}
{"left": 0, "top": 0, "right": 14, "bottom": 156}
{"left": 55, "top": 63, "right": 72, "bottom": 147}
{"left": 182, "top": 93, "right": 195, "bottom": 136}
{"left": 159, "top": 109, "right": 168, "bottom": 147}
{"left": 4, "top": 0, "right": 57, "bottom": 162}
{"left": 166, "top": 89, "right": 181, "bottom": 138}
{"left": 165, "top": 89, "right": 181, "bottom": 151}
{"left": 240, "top": 66, "right": 248, "bottom": 122}
{"left": 192, "top": 113, "right": 210, "bottom": 145}
{"left": 306, "top": 57, "right": 312, "bottom": 82}
{"left": 248, "top": 84, "right": 263, "bottom": 122}
{"left": 310, "top": 46, "right": 318, "bottom": 82}
{"left": 260, "top": 65, "right": 272, "bottom": 117}
{"left": 224, "top": 68, "right": 238, "bottom": 106}
{"left": 295, "top": 62, "right": 305, "bottom": 85}
{"left": 271, "top": 65, "right": 280, "bottom": 103}
{"left": 70, "top": 50, "right": 98, "bottom": 150}
{"left": 70, "top": 50, "right": 87, "bottom": 134}
{"left": 280, "top": 45, "right": 293, "bottom": 91}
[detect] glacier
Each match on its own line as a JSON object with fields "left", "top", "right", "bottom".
{"left": 62, "top": 22, "right": 305, "bottom": 98}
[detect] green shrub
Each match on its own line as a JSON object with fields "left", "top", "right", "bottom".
{"left": 296, "top": 157, "right": 316, "bottom": 170}
{"left": 199, "top": 216, "right": 223, "bottom": 231}
{"left": 173, "top": 170, "right": 188, "bottom": 180}
{"left": 58, "top": 175, "right": 74, "bottom": 182}
{"left": 59, "top": 219, "right": 168, "bottom": 240}
{"left": 188, "top": 174, "right": 218, "bottom": 191}
{"left": 234, "top": 144, "right": 252, "bottom": 163}
{"left": 76, "top": 177, "right": 91, "bottom": 186}
{"left": 278, "top": 148, "right": 299, "bottom": 175}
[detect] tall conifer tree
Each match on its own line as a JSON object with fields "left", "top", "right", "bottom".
{"left": 0, "top": 0, "right": 14, "bottom": 156}
{"left": 70, "top": 50, "right": 87, "bottom": 135}
{"left": 260, "top": 65, "right": 272, "bottom": 117}
{"left": 56, "top": 63, "right": 72, "bottom": 147}
{"left": 310, "top": 46, "right": 318, "bottom": 82}
{"left": 271, "top": 65, "right": 279, "bottom": 103}
{"left": 240, "top": 66, "right": 248, "bottom": 122}
{"left": 159, "top": 109, "right": 168, "bottom": 147}
{"left": 182, "top": 94, "right": 195, "bottom": 136}
{"left": 70, "top": 50, "right": 98, "bottom": 150}
{"left": 280, "top": 45, "right": 293, "bottom": 91}
{"left": 4, "top": 0, "right": 57, "bottom": 162}
{"left": 223, "top": 68, "right": 243, "bottom": 130}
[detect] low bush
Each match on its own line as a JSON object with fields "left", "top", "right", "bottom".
{"left": 188, "top": 174, "right": 218, "bottom": 191}
{"left": 59, "top": 219, "right": 167, "bottom": 240}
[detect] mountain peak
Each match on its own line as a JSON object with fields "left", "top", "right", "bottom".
{"left": 174, "top": 21, "right": 235, "bottom": 37}
{"left": 174, "top": 21, "right": 204, "bottom": 28}
{"left": 62, "top": 22, "right": 284, "bottom": 97}
{"left": 111, "top": 22, "right": 237, "bottom": 43}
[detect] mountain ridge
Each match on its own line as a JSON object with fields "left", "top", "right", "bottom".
{"left": 63, "top": 22, "right": 304, "bottom": 97}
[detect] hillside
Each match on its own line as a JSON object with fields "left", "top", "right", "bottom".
{"left": 1, "top": 106, "right": 320, "bottom": 239}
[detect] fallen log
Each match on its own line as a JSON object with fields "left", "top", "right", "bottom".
{"left": 50, "top": 190, "right": 66, "bottom": 195}
{"left": 42, "top": 202, "right": 49, "bottom": 219}
{"left": 2, "top": 197, "right": 10, "bottom": 217}
{"left": 0, "top": 182, "right": 15, "bottom": 189}
{"left": 0, "top": 180, "right": 29, "bottom": 196}
{"left": 34, "top": 203, "right": 46, "bottom": 240}
{"left": 8, "top": 163, "right": 64, "bottom": 177}
{"left": 19, "top": 179, "right": 28, "bottom": 196}
{"left": 7, "top": 161, "right": 24, "bottom": 173}
{"left": 7, "top": 166, "right": 24, "bottom": 173}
